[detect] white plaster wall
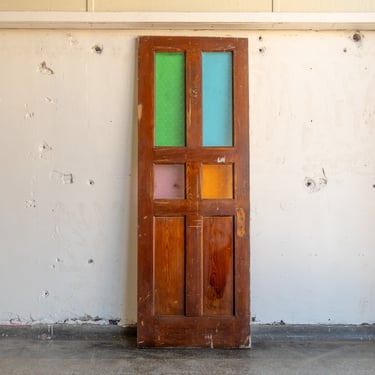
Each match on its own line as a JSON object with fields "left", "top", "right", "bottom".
{"left": 250, "top": 30, "right": 375, "bottom": 324}
{"left": 0, "top": 29, "right": 374, "bottom": 325}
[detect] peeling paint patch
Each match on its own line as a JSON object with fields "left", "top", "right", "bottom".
{"left": 9, "top": 315, "right": 22, "bottom": 325}
{"left": 138, "top": 104, "right": 143, "bottom": 121}
{"left": 44, "top": 97, "right": 56, "bottom": 105}
{"left": 61, "top": 174, "right": 73, "bottom": 184}
{"left": 41, "top": 290, "right": 49, "bottom": 298}
{"left": 205, "top": 333, "right": 214, "bottom": 349}
{"left": 39, "top": 141, "right": 53, "bottom": 159}
{"left": 24, "top": 111, "right": 34, "bottom": 120}
{"left": 63, "top": 314, "right": 108, "bottom": 325}
{"left": 25, "top": 199, "right": 36, "bottom": 208}
{"left": 109, "top": 319, "right": 120, "bottom": 325}
{"left": 217, "top": 156, "right": 226, "bottom": 163}
{"left": 38, "top": 61, "right": 54, "bottom": 75}
{"left": 53, "top": 225, "right": 63, "bottom": 242}
{"left": 304, "top": 169, "right": 328, "bottom": 193}
{"left": 50, "top": 170, "right": 74, "bottom": 185}
{"left": 24, "top": 104, "right": 34, "bottom": 120}
{"left": 67, "top": 33, "right": 78, "bottom": 46}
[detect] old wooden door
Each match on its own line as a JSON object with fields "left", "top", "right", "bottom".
{"left": 137, "top": 36, "right": 249, "bottom": 348}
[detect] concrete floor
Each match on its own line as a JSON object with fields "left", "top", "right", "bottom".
{"left": 1, "top": 326, "right": 375, "bottom": 374}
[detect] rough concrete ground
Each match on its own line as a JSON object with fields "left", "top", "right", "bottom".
{"left": 0, "top": 325, "right": 375, "bottom": 374}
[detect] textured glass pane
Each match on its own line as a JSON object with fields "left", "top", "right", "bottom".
{"left": 202, "top": 52, "right": 233, "bottom": 147}
{"left": 155, "top": 53, "right": 185, "bottom": 147}
{"left": 201, "top": 164, "right": 233, "bottom": 199}
{"left": 154, "top": 164, "right": 185, "bottom": 199}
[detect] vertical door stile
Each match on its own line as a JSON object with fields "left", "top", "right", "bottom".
{"left": 185, "top": 49, "right": 203, "bottom": 317}
{"left": 233, "top": 41, "right": 250, "bottom": 319}
{"left": 137, "top": 38, "right": 156, "bottom": 340}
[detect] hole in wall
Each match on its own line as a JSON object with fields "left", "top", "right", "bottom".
{"left": 92, "top": 44, "right": 103, "bottom": 54}
{"left": 353, "top": 32, "right": 362, "bottom": 42}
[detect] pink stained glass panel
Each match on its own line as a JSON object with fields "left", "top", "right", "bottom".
{"left": 154, "top": 164, "right": 185, "bottom": 199}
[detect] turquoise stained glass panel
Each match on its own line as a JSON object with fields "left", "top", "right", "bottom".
{"left": 202, "top": 52, "right": 233, "bottom": 147}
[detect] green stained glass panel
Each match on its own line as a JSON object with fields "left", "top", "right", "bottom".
{"left": 155, "top": 53, "right": 186, "bottom": 147}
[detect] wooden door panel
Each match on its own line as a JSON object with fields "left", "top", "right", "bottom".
{"left": 154, "top": 217, "right": 185, "bottom": 316}
{"left": 203, "top": 216, "right": 234, "bottom": 316}
{"left": 138, "top": 36, "right": 249, "bottom": 348}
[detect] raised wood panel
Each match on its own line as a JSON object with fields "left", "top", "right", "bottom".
{"left": 93, "top": 0, "right": 271, "bottom": 12}
{"left": 0, "top": 0, "right": 86, "bottom": 11}
{"left": 274, "top": 0, "right": 375, "bottom": 12}
{"left": 203, "top": 216, "right": 234, "bottom": 316}
{"left": 154, "top": 217, "right": 185, "bottom": 315}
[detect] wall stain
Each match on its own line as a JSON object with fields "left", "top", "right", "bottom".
{"left": 304, "top": 168, "right": 328, "bottom": 193}
{"left": 67, "top": 33, "right": 78, "bottom": 46}
{"left": 25, "top": 199, "right": 36, "bottom": 208}
{"left": 353, "top": 32, "right": 362, "bottom": 42}
{"left": 92, "top": 44, "right": 103, "bottom": 54}
{"left": 44, "top": 97, "right": 56, "bottom": 104}
{"left": 39, "top": 141, "right": 53, "bottom": 159}
{"left": 50, "top": 170, "right": 74, "bottom": 184}
{"left": 38, "top": 61, "right": 54, "bottom": 75}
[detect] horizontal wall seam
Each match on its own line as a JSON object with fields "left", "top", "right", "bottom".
{"left": 1, "top": 12, "right": 375, "bottom": 30}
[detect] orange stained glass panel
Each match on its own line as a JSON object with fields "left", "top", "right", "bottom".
{"left": 201, "top": 164, "right": 233, "bottom": 199}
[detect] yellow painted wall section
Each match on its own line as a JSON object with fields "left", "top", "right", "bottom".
{"left": 1, "top": 0, "right": 375, "bottom": 12}
{"left": 90, "top": 0, "right": 272, "bottom": 12}
{"left": 0, "top": 0, "right": 86, "bottom": 11}
{"left": 274, "top": 0, "right": 375, "bottom": 12}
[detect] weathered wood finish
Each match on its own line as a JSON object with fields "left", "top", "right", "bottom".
{"left": 154, "top": 217, "right": 185, "bottom": 315}
{"left": 138, "top": 36, "right": 250, "bottom": 348}
{"left": 203, "top": 216, "right": 234, "bottom": 316}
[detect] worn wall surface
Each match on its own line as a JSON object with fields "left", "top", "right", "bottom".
{"left": 90, "top": 0, "right": 271, "bottom": 12}
{"left": 274, "top": 0, "right": 375, "bottom": 12}
{"left": 0, "top": 0, "right": 87, "bottom": 11}
{"left": 1, "top": 0, "right": 375, "bottom": 12}
{"left": 0, "top": 29, "right": 375, "bottom": 325}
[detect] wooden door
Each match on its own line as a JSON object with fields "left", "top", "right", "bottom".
{"left": 137, "top": 36, "right": 249, "bottom": 348}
